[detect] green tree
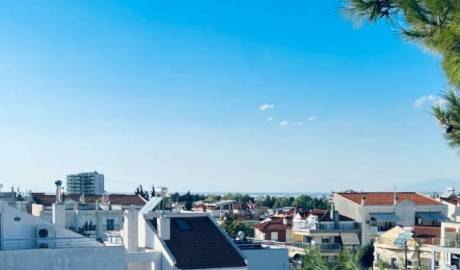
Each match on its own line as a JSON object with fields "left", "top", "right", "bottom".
{"left": 221, "top": 214, "right": 254, "bottom": 238}
{"left": 302, "top": 247, "right": 332, "bottom": 270}
{"left": 344, "top": 0, "right": 460, "bottom": 149}
{"left": 302, "top": 247, "right": 369, "bottom": 270}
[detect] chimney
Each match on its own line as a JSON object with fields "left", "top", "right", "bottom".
{"left": 157, "top": 212, "right": 170, "bottom": 240}
{"left": 330, "top": 203, "right": 335, "bottom": 220}
{"left": 361, "top": 195, "right": 366, "bottom": 206}
{"left": 123, "top": 207, "right": 139, "bottom": 252}
{"left": 55, "top": 180, "right": 63, "bottom": 203}
{"left": 52, "top": 180, "right": 65, "bottom": 227}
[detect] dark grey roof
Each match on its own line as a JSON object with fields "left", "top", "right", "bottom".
{"left": 164, "top": 216, "right": 246, "bottom": 269}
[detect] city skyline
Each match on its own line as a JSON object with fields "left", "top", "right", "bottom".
{"left": 0, "top": 1, "right": 459, "bottom": 193}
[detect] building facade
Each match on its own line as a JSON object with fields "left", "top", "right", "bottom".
{"left": 333, "top": 192, "right": 448, "bottom": 246}
{"left": 66, "top": 171, "right": 105, "bottom": 195}
{"left": 31, "top": 193, "right": 146, "bottom": 240}
{"left": 292, "top": 209, "right": 360, "bottom": 259}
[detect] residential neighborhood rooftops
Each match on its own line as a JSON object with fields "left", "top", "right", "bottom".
{"left": 163, "top": 216, "right": 246, "bottom": 269}
{"left": 31, "top": 193, "right": 147, "bottom": 206}
{"left": 254, "top": 217, "right": 290, "bottom": 231}
{"left": 337, "top": 192, "right": 441, "bottom": 206}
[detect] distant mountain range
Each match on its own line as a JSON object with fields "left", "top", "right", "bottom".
{"left": 401, "top": 178, "right": 460, "bottom": 193}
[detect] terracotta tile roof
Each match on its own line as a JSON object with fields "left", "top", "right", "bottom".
{"left": 254, "top": 217, "right": 289, "bottom": 231}
{"left": 337, "top": 192, "right": 441, "bottom": 206}
{"left": 164, "top": 216, "right": 246, "bottom": 269}
{"left": 31, "top": 193, "right": 146, "bottom": 206}
{"left": 413, "top": 225, "right": 441, "bottom": 239}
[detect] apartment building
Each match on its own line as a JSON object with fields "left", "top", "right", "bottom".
{"left": 66, "top": 171, "right": 105, "bottom": 195}
{"left": 0, "top": 202, "right": 124, "bottom": 270}
{"left": 31, "top": 192, "right": 146, "bottom": 240}
{"left": 333, "top": 192, "right": 448, "bottom": 246}
{"left": 292, "top": 209, "right": 360, "bottom": 259}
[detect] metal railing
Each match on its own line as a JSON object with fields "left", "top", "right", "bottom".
{"left": 246, "top": 237, "right": 343, "bottom": 252}
{"left": 0, "top": 236, "right": 123, "bottom": 251}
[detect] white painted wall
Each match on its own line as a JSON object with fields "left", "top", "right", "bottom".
{"left": 242, "top": 248, "right": 289, "bottom": 270}
{"left": 0, "top": 246, "right": 124, "bottom": 270}
{"left": 0, "top": 203, "right": 100, "bottom": 249}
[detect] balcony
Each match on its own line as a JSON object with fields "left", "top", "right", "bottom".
{"left": 293, "top": 223, "right": 360, "bottom": 233}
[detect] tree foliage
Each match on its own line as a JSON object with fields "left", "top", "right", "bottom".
{"left": 302, "top": 247, "right": 369, "bottom": 270}
{"left": 344, "top": 0, "right": 460, "bottom": 149}
{"left": 220, "top": 214, "right": 254, "bottom": 238}
{"left": 134, "top": 184, "right": 150, "bottom": 200}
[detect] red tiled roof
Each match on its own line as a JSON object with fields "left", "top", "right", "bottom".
{"left": 413, "top": 225, "right": 441, "bottom": 239}
{"left": 254, "top": 217, "right": 289, "bottom": 231}
{"left": 337, "top": 192, "right": 441, "bottom": 206}
{"left": 31, "top": 193, "right": 146, "bottom": 206}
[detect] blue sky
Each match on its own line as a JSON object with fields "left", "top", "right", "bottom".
{"left": 0, "top": 1, "right": 458, "bottom": 193}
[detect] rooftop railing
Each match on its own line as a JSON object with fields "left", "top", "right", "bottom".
{"left": 245, "top": 237, "right": 344, "bottom": 252}
{"left": 0, "top": 236, "right": 123, "bottom": 251}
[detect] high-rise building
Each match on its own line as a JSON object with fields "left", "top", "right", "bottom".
{"left": 66, "top": 171, "right": 105, "bottom": 195}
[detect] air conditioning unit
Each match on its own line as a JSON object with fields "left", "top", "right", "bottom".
{"left": 36, "top": 225, "right": 56, "bottom": 248}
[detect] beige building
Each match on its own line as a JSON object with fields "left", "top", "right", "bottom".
{"left": 333, "top": 192, "right": 448, "bottom": 246}
{"left": 373, "top": 226, "right": 440, "bottom": 269}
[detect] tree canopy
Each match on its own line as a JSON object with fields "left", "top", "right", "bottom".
{"left": 344, "top": 0, "right": 460, "bottom": 150}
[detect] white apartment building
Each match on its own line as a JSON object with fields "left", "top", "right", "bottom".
{"left": 333, "top": 192, "right": 448, "bottom": 246}
{"left": 292, "top": 209, "right": 360, "bottom": 259}
{"left": 66, "top": 171, "right": 105, "bottom": 195}
{"left": 31, "top": 191, "right": 146, "bottom": 240}
{"left": 0, "top": 201, "right": 125, "bottom": 270}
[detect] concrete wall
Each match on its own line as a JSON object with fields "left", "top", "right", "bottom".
{"left": 0, "top": 246, "right": 124, "bottom": 270}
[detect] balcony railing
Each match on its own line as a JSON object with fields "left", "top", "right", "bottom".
{"left": 293, "top": 223, "right": 360, "bottom": 232}
{"left": 245, "top": 237, "right": 343, "bottom": 253}
{"left": 0, "top": 236, "right": 122, "bottom": 251}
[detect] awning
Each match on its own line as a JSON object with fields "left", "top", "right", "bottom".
{"left": 370, "top": 213, "right": 399, "bottom": 222}
{"left": 340, "top": 233, "right": 360, "bottom": 245}
{"left": 415, "top": 212, "right": 448, "bottom": 221}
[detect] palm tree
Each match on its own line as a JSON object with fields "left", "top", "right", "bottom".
{"left": 343, "top": 0, "right": 460, "bottom": 149}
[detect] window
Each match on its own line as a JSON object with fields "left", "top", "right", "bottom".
{"left": 106, "top": 219, "right": 115, "bottom": 231}
{"left": 391, "top": 258, "right": 397, "bottom": 268}
{"left": 322, "top": 237, "right": 330, "bottom": 244}
{"left": 303, "top": 236, "right": 312, "bottom": 244}
{"left": 271, "top": 232, "right": 278, "bottom": 241}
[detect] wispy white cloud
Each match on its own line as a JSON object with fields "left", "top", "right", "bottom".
{"left": 413, "top": 94, "right": 445, "bottom": 108}
{"left": 259, "top": 103, "right": 275, "bottom": 111}
{"left": 279, "top": 121, "right": 289, "bottom": 126}
{"left": 266, "top": 117, "right": 274, "bottom": 122}
{"left": 307, "top": 116, "right": 316, "bottom": 121}
{"left": 292, "top": 122, "right": 303, "bottom": 126}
